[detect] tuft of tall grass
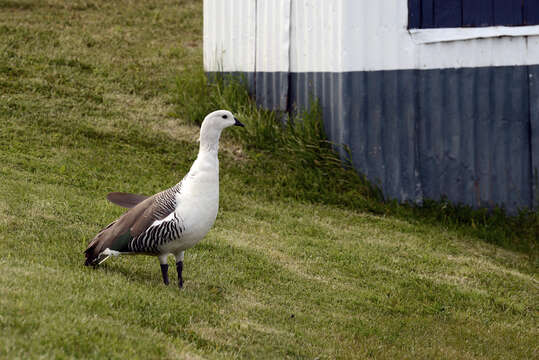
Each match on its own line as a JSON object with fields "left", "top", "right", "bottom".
{"left": 173, "top": 67, "right": 538, "bottom": 256}
{"left": 173, "top": 68, "right": 384, "bottom": 210}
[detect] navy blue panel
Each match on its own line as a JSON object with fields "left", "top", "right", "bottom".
{"left": 383, "top": 70, "right": 420, "bottom": 202}
{"left": 408, "top": 0, "right": 421, "bottom": 28}
{"left": 524, "top": 0, "right": 539, "bottom": 25}
{"left": 459, "top": 68, "right": 479, "bottom": 206}
{"left": 421, "top": 0, "right": 435, "bottom": 28}
{"left": 434, "top": 0, "right": 462, "bottom": 27}
{"left": 417, "top": 69, "right": 443, "bottom": 202}
{"left": 474, "top": 68, "right": 493, "bottom": 207}
{"left": 441, "top": 68, "right": 464, "bottom": 204}
{"left": 365, "top": 70, "right": 385, "bottom": 187}
{"left": 255, "top": 72, "right": 288, "bottom": 111}
{"left": 343, "top": 72, "right": 368, "bottom": 179}
{"left": 416, "top": 66, "right": 531, "bottom": 210}
{"left": 463, "top": 0, "right": 494, "bottom": 26}
{"left": 493, "top": 0, "right": 523, "bottom": 26}
{"left": 530, "top": 65, "right": 539, "bottom": 208}
{"left": 491, "top": 67, "right": 530, "bottom": 209}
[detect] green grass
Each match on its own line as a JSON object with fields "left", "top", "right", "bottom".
{"left": 0, "top": 1, "right": 537, "bottom": 359}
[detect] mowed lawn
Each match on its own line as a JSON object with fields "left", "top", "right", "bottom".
{"left": 0, "top": 1, "right": 537, "bottom": 359}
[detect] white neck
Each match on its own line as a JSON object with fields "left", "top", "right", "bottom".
{"left": 192, "top": 126, "right": 221, "bottom": 176}
{"left": 199, "top": 140, "right": 219, "bottom": 154}
{"left": 185, "top": 141, "right": 219, "bottom": 189}
{"left": 198, "top": 122, "right": 223, "bottom": 154}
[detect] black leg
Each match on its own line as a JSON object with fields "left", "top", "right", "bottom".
{"left": 176, "top": 260, "right": 183, "bottom": 289}
{"left": 160, "top": 264, "right": 169, "bottom": 285}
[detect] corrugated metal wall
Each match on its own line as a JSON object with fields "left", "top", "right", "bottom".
{"left": 204, "top": 0, "right": 539, "bottom": 212}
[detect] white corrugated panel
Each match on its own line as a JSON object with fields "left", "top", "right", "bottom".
{"left": 528, "top": 35, "right": 539, "bottom": 60}
{"left": 256, "top": 0, "right": 290, "bottom": 73}
{"left": 203, "top": 0, "right": 255, "bottom": 72}
{"left": 290, "top": 0, "right": 343, "bottom": 74}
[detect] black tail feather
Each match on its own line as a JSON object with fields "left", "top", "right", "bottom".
{"left": 84, "top": 244, "right": 99, "bottom": 266}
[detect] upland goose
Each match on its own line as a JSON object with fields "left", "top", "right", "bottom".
{"left": 84, "top": 110, "right": 244, "bottom": 289}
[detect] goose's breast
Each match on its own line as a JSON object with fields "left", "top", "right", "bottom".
{"left": 170, "top": 178, "right": 219, "bottom": 251}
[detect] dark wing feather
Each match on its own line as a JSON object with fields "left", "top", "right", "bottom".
{"left": 107, "top": 192, "right": 149, "bottom": 208}
{"left": 84, "top": 186, "right": 179, "bottom": 266}
{"left": 84, "top": 196, "right": 155, "bottom": 265}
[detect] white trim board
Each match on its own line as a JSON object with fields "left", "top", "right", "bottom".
{"left": 410, "top": 25, "right": 539, "bottom": 44}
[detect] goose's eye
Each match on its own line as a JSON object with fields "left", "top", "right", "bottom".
{"left": 222, "top": 115, "right": 228, "bottom": 119}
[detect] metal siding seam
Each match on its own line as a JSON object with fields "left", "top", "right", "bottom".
{"left": 473, "top": 67, "right": 485, "bottom": 207}
{"left": 285, "top": 0, "right": 292, "bottom": 110}
{"left": 302, "top": 0, "right": 310, "bottom": 73}
{"left": 492, "top": 67, "right": 507, "bottom": 206}
{"left": 347, "top": 71, "right": 366, "bottom": 178}
{"left": 220, "top": 0, "right": 227, "bottom": 68}
{"left": 202, "top": 0, "right": 215, "bottom": 71}
{"left": 418, "top": 69, "right": 441, "bottom": 201}
{"left": 357, "top": 71, "right": 369, "bottom": 178}
{"left": 444, "top": 67, "right": 461, "bottom": 204}
{"left": 335, "top": 72, "right": 348, "bottom": 161}
{"left": 505, "top": 67, "right": 520, "bottom": 208}
{"left": 509, "top": 67, "right": 530, "bottom": 208}
{"left": 383, "top": 69, "right": 400, "bottom": 200}
{"left": 367, "top": 71, "right": 385, "bottom": 190}
{"left": 411, "top": 69, "right": 424, "bottom": 203}
{"left": 519, "top": 67, "right": 533, "bottom": 208}
{"left": 417, "top": 70, "right": 429, "bottom": 200}
{"left": 477, "top": 67, "right": 493, "bottom": 206}
{"left": 460, "top": 68, "right": 476, "bottom": 206}
{"left": 396, "top": 70, "right": 417, "bottom": 202}
{"left": 253, "top": 0, "right": 257, "bottom": 97}
{"left": 325, "top": 71, "right": 334, "bottom": 144}
{"left": 337, "top": 72, "right": 347, "bottom": 158}
{"left": 228, "top": 1, "right": 235, "bottom": 69}
{"left": 431, "top": 68, "right": 444, "bottom": 201}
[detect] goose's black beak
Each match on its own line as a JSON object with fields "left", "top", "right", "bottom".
{"left": 234, "top": 117, "right": 245, "bottom": 127}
